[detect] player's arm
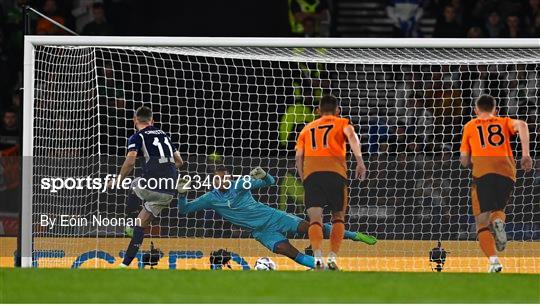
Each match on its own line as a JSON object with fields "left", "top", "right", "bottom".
{"left": 118, "top": 151, "right": 137, "bottom": 183}
{"left": 459, "top": 125, "right": 472, "bottom": 169}
{"left": 344, "top": 125, "right": 367, "bottom": 181}
{"left": 173, "top": 151, "right": 184, "bottom": 169}
{"left": 295, "top": 129, "right": 306, "bottom": 180}
{"left": 512, "top": 119, "right": 533, "bottom": 171}
{"left": 460, "top": 152, "right": 472, "bottom": 169}
{"left": 245, "top": 167, "right": 276, "bottom": 189}
{"left": 295, "top": 148, "right": 304, "bottom": 180}
{"left": 109, "top": 136, "right": 139, "bottom": 188}
{"left": 177, "top": 180, "right": 212, "bottom": 214}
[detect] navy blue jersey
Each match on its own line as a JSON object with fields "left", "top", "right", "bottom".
{"left": 127, "top": 126, "right": 178, "bottom": 195}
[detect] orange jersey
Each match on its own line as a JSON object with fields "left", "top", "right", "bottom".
{"left": 296, "top": 115, "right": 350, "bottom": 180}
{"left": 460, "top": 116, "right": 517, "bottom": 181}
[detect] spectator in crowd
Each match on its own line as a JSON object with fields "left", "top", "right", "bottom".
{"left": 36, "top": 0, "right": 67, "bottom": 35}
{"left": 531, "top": 14, "right": 540, "bottom": 37}
{"left": 414, "top": 169, "right": 452, "bottom": 221}
{"left": 449, "top": 0, "right": 466, "bottom": 26}
{"left": 525, "top": 0, "right": 540, "bottom": 25}
{"left": 4, "top": 0, "right": 25, "bottom": 85}
{"left": 11, "top": 90, "right": 21, "bottom": 110}
{"left": 387, "top": 122, "right": 411, "bottom": 154}
{"left": 82, "top": 3, "right": 113, "bottom": 35}
{"left": 368, "top": 116, "right": 391, "bottom": 154}
{"left": 525, "top": 0, "right": 540, "bottom": 35}
{"left": 404, "top": 98, "right": 434, "bottom": 145}
{"left": 288, "top": 0, "right": 330, "bottom": 37}
{"left": 0, "top": 30, "right": 10, "bottom": 106}
{"left": 300, "top": 16, "right": 317, "bottom": 37}
{"left": 386, "top": 0, "right": 424, "bottom": 37}
{"left": 0, "top": 2, "right": 4, "bottom": 29}
{"left": 484, "top": 10, "right": 504, "bottom": 38}
{"left": 501, "top": 15, "right": 528, "bottom": 37}
{"left": 433, "top": 5, "right": 465, "bottom": 37}
{"left": 72, "top": 0, "right": 101, "bottom": 32}
{"left": 0, "top": 109, "right": 19, "bottom": 150}
{"left": 471, "top": 0, "right": 497, "bottom": 24}
{"left": 467, "top": 26, "right": 484, "bottom": 38}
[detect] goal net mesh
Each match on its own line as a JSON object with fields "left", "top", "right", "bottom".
{"left": 30, "top": 44, "right": 539, "bottom": 272}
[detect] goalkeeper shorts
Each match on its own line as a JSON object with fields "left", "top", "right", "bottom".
{"left": 303, "top": 171, "right": 348, "bottom": 212}
{"left": 132, "top": 177, "right": 174, "bottom": 217}
{"left": 252, "top": 211, "right": 302, "bottom": 252}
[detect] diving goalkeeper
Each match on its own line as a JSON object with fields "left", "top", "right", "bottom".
{"left": 177, "top": 165, "right": 377, "bottom": 269}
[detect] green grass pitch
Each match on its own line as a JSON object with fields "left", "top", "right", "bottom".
{"left": 1, "top": 268, "right": 539, "bottom": 303}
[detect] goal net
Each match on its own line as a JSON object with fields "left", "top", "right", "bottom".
{"left": 23, "top": 38, "right": 540, "bottom": 272}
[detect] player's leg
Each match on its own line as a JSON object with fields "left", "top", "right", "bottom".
{"left": 303, "top": 174, "right": 326, "bottom": 269}
{"left": 489, "top": 175, "right": 514, "bottom": 252}
{"left": 296, "top": 220, "right": 377, "bottom": 245}
{"left": 326, "top": 182, "right": 348, "bottom": 270}
{"left": 490, "top": 210, "right": 507, "bottom": 252}
{"left": 327, "top": 210, "right": 345, "bottom": 270}
{"left": 124, "top": 191, "right": 142, "bottom": 237}
{"left": 253, "top": 230, "right": 315, "bottom": 269}
{"left": 306, "top": 207, "right": 324, "bottom": 269}
{"left": 119, "top": 207, "right": 153, "bottom": 268}
{"left": 472, "top": 178, "right": 501, "bottom": 272}
{"left": 119, "top": 182, "right": 173, "bottom": 268}
{"left": 273, "top": 241, "right": 315, "bottom": 269}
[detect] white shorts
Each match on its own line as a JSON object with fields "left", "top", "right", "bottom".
{"left": 132, "top": 178, "right": 174, "bottom": 217}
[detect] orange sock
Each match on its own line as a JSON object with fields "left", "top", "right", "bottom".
{"left": 330, "top": 220, "right": 345, "bottom": 254}
{"left": 308, "top": 222, "right": 323, "bottom": 253}
{"left": 490, "top": 210, "right": 506, "bottom": 223}
{"left": 477, "top": 226, "right": 496, "bottom": 257}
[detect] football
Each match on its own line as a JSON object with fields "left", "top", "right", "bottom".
{"left": 254, "top": 257, "right": 277, "bottom": 270}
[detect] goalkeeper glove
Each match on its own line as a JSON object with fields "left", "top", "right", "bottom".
{"left": 250, "top": 167, "right": 267, "bottom": 179}
{"left": 176, "top": 178, "right": 191, "bottom": 195}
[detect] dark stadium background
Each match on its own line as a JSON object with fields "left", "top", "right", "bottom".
{"left": 0, "top": 0, "right": 539, "bottom": 244}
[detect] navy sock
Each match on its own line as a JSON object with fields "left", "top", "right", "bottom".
{"left": 126, "top": 193, "right": 141, "bottom": 220}
{"left": 294, "top": 252, "right": 315, "bottom": 268}
{"left": 122, "top": 226, "right": 144, "bottom": 266}
{"left": 323, "top": 223, "right": 356, "bottom": 240}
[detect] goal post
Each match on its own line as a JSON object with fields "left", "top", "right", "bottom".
{"left": 22, "top": 36, "right": 540, "bottom": 271}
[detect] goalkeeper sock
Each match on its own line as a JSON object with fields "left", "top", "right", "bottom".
{"left": 308, "top": 222, "right": 323, "bottom": 253}
{"left": 122, "top": 226, "right": 144, "bottom": 266}
{"left": 477, "top": 226, "right": 496, "bottom": 257}
{"left": 126, "top": 192, "right": 141, "bottom": 220}
{"left": 330, "top": 219, "right": 345, "bottom": 254}
{"left": 490, "top": 210, "right": 506, "bottom": 223}
{"left": 294, "top": 252, "right": 315, "bottom": 269}
{"left": 323, "top": 223, "right": 356, "bottom": 240}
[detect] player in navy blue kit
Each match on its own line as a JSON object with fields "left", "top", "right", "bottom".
{"left": 114, "top": 106, "right": 183, "bottom": 268}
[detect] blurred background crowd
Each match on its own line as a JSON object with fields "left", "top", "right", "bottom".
{"left": 0, "top": 0, "right": 538, "bottom": 238}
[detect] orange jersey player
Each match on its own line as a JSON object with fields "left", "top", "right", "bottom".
{"left": 460, "top": 95, "right": 532, "bottom": 273}
{"left": 295, "top": 95, "right": 367, "bottom": 270}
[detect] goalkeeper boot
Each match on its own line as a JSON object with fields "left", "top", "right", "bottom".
{"left": 491, "top": 219, "right": 507, "bottom": 252}
{"left": 326, "top": 253, "right": 339, "bottom": 271}
{"left": 488, "top": 259, "right": 503, "bottom": 273}
{"left": 352, "top": 232, "right": 378, "bottom": 245}
{"left": 124, "top": 226, "right": 134, "bottom": 238}
{"left": 116, "top": 263, "right": 129, "bottom": 269}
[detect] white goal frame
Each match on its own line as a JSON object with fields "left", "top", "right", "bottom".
{"left": 21, "top": 36, "right": 540, "bottom": 268}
